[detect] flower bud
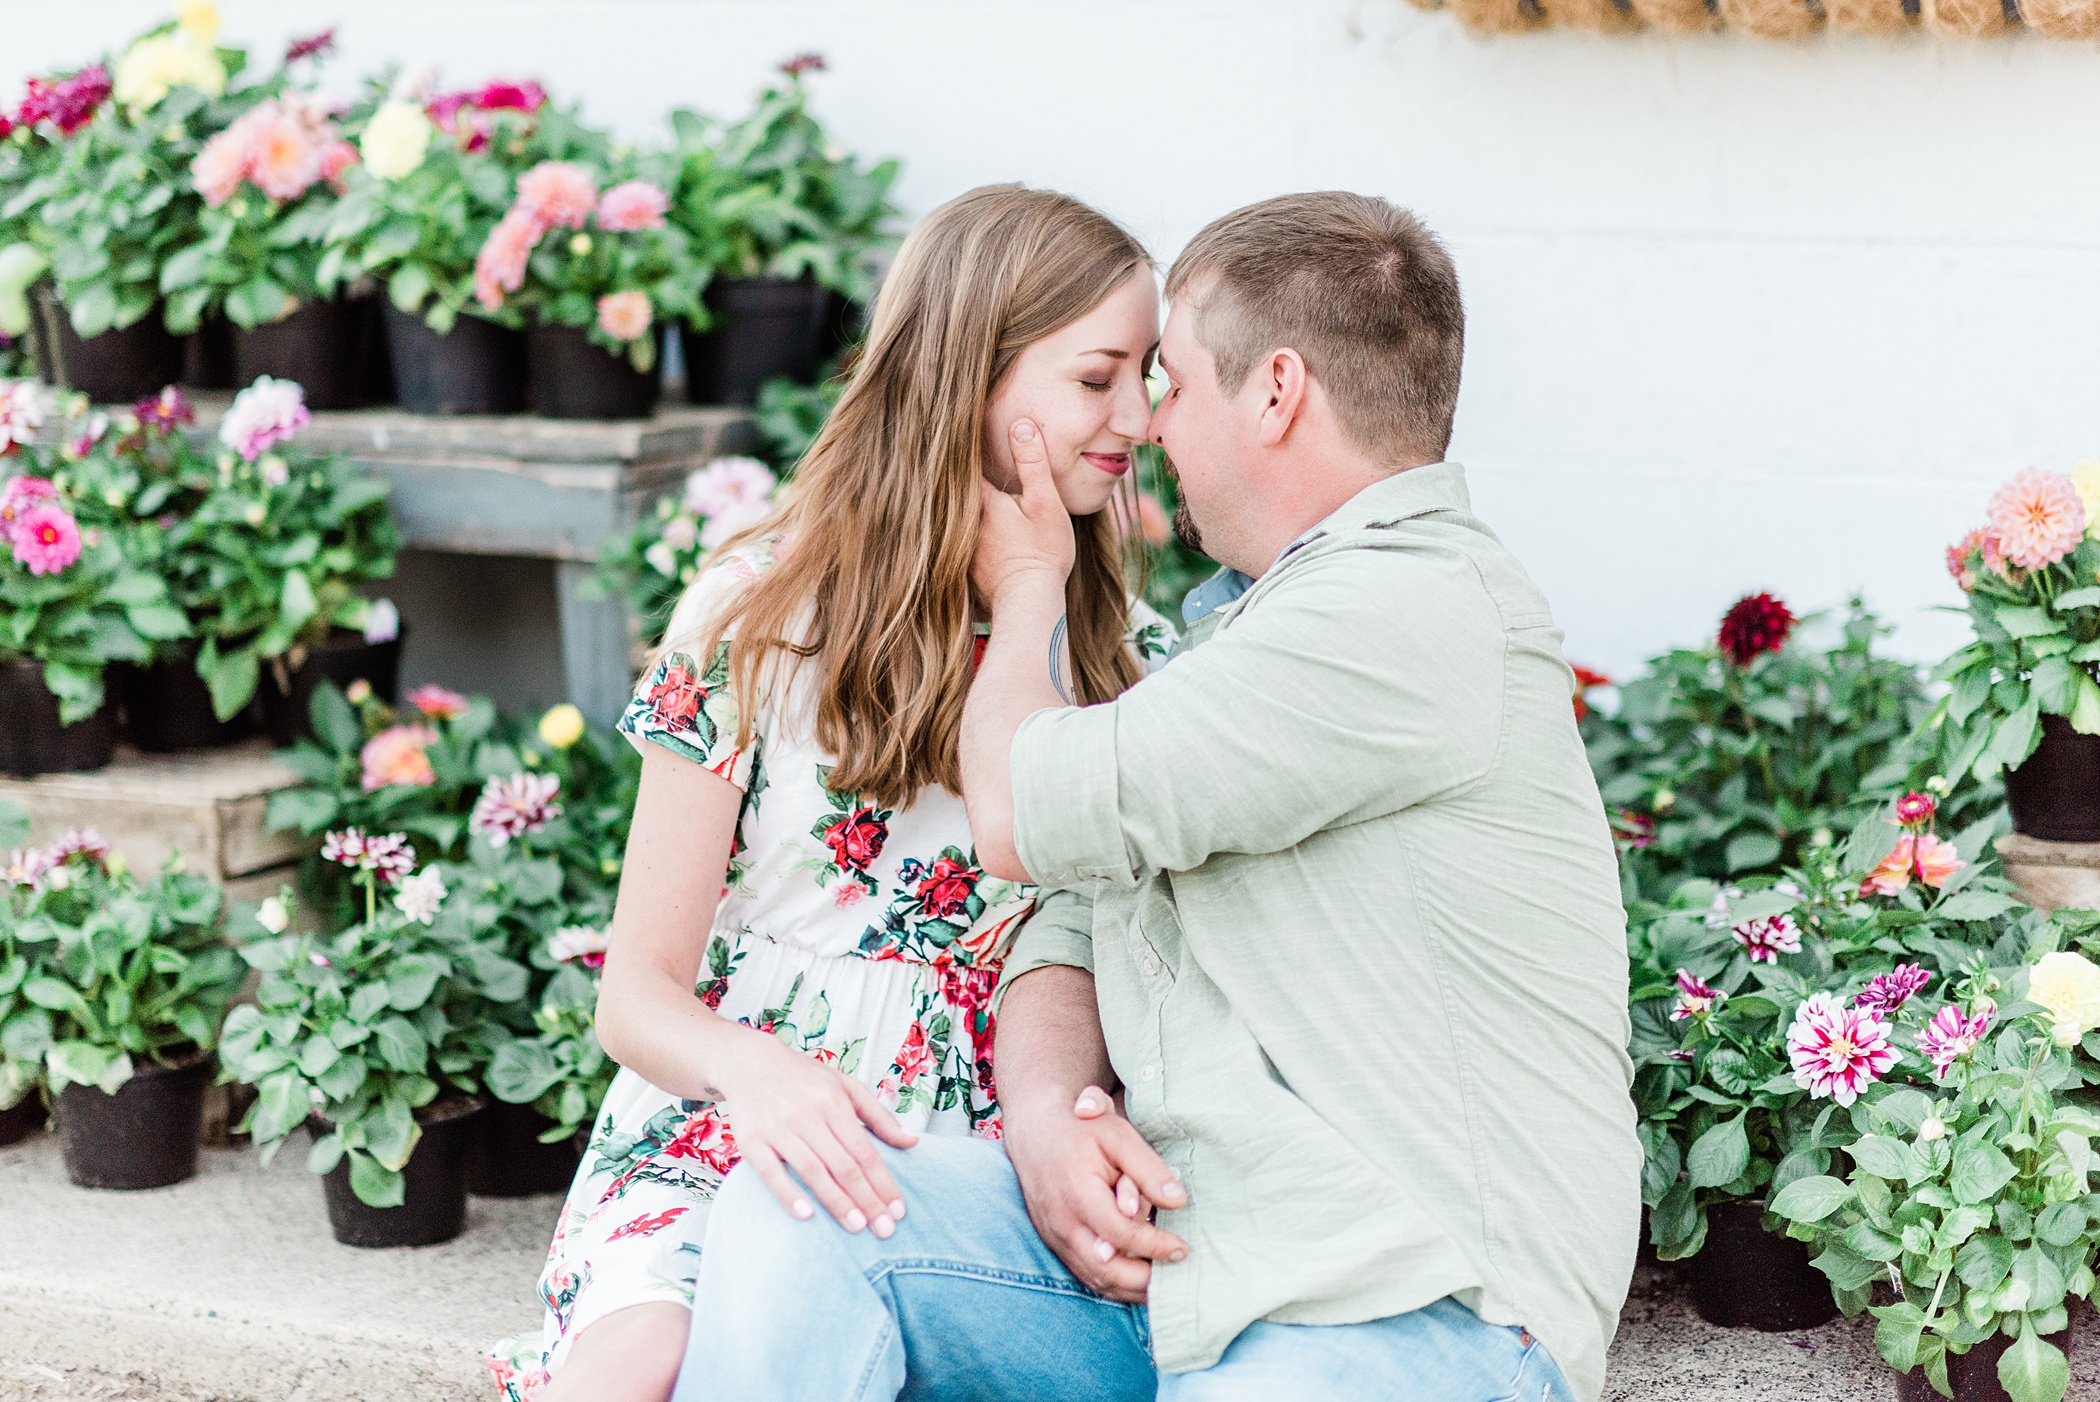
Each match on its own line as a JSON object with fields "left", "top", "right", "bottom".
{"left": 243, "top": 501, "right": 267, "bottom": 526}
{"left": 345, "top": 679, "right": 372, "bottom": 704}
{"left": 1810, "top": 827, "right": 1834, "bottom": 849}
{"left": 569, "top": 233, "right": 592, "bottom": 257}
{"left": 1917, "top": 1117, "right": 1947, "bottom": 1143}
{"left": 1652, "top": 788, "right": 1676, "bottom": 813}
{"left": 1925, "top": 774, "right": 1951, "bottom": 796}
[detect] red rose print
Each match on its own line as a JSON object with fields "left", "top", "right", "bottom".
{"left": 647, "top": 663, "right": 706, "bottom": 730}
{"left": 699, "top": 979, "right": 727, "bottom": 1011}
{"left": 606, "top": 1206, "right": 688, "bottom": 1241}
{"left": 916, "top": 857, "right": 978, "bottom": 919}
{"left": 661, "top": 1107, "right": 740, "bottom": 1175}
{"left": 824, "top": 808, "right": 888, "bottom": 872}
{"left": 894, "top": 1022, "right": 933, "bottom": 1086}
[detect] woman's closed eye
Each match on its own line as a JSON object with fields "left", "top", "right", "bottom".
{"left": 1080, "top": 378, "right": 1114, "bottom": 392}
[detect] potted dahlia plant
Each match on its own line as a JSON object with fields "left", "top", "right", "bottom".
{"left": 590, "top": 453, "right": 779, "bottom": 646}
{"left": 671, "top": 55, "right": 900, "bottom": 405}
{"left": 4, "top": 7, "right": 241, "bottom": 401}
{"left": 1771, "top": 940, "right": 2100, "bottom": 1402}
{"left": 473, "top": 154, "right": 702, "bottom": 418}
{"left": 1, "top": 385, "right": 188, "bottom": 774}
{"left": 1635, "top": 790, "right": 2030, "bottom": 1330}
{"left": 1929, "top": 464, "right": 2100, "bottom": 842}
{"left": 218, "top": 832, "right": 527, "bottom": 1246}
{"left": 7, "top": 831, "right": 240, "bottom": 1190}
{"left": 113, "top": 378, "right": 401, "bottom": 742}
{"left": 163, "top": 31, "right": 385, "bottom": 410}
{"left": 324, "top": 76, "right": 558, "bottom": 414}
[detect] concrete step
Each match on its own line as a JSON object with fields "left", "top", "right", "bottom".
{"left": 9, "top": 1123, "right": 2099, "bottom": 1401}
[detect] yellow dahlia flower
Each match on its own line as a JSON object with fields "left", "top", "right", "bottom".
{"left": 537, "top": 703, "right": 585, "bottom": 751}
{"left": 113, "top": 31, "right": 224, "bottom": 109}
{"left": 177, "top": 1, "right": 221, "bottom": 41}
{"left": 2028, "top": 950, "right": 2100, "bottom": 1047}
{"left": 360, "top": 100, "right": 433, "bottom": 181}
{"left": 2071, "top": 460, "right": 2100, "bottom": 541}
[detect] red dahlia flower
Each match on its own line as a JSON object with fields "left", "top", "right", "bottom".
{"left": 17, "top": 65, "right": 111, "bottom": 136}
{"left": 1717, "top": 592, "right": 1794, "bottom": 668}
{"left": 284, "top": 29, "right": 336, "bottom": 63}
{"left": 779, "top": 52, "right": 828, "bottom": 77}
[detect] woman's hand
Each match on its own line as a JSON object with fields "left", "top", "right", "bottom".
{"left": 974, "top": 418, "right": 1075, "bottom": 608}
{"left": 714, "top": 1028, "right": 920, "bottom": 1237}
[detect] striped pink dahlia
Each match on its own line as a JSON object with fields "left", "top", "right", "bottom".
{"left": 1787, "top": 993, "right": 1895, "bottom": 1106}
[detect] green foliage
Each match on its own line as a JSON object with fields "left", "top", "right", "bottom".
{"left": 218, "top": 869, "right": 527, "bottom": 1208}
{"left": 486, "top": 967, "right": 612, "bottom": 1143}
{"left": 1133, "top": 440, "right": 1215, "bottom": 621}
{"left": 1586, "top": 603, "right": 1997, "bottom": 899}
{"left": 753, "top": 370, "right": 843, "bottom": 475}
{"left": 1633, "top": 798, "right": 2031, "bottom": 1263}
{"left": 1921, "top": 533, "right": 2100, "bottom": 793}
{"left": 104, "top": 410, "right": 398, "bottom": 718}
{"left": 668, "top": 66, "right": 900, "bottom": 302}
{"left": 4, "top": 845, "right": 238, "bottom": 1097}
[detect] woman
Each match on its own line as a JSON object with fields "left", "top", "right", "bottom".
{"left": 488, "top": 184, "right": 1172, "bottom": 1402}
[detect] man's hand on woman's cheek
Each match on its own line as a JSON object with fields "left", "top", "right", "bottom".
{"left": 1005, "top": 1081, "right": 1189, "bottom": 1304}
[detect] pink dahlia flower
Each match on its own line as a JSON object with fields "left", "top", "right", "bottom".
{"left": 4, "top": 846, "right": 53, "bottom": 892}
{"left": 11, "top": 504, "right": 82, "bottom": 575}
{"left": 1854, "top": 963, "right": 1931, "bottom": 1015}
{"left": 1669, "top": 969, "right": 1723, "bottom": 1022}
{"left": 683, "top": 455, "right": 780, "bottom": 550}
{"left": 1987, "top": 469, "right": 2086, "bottom": 572}
{"left": 470, "top": 771, "right": 563, "bottom": 847}
{"left": 359, "top": 724, "right": 439, "bottom": 791}
{"left": 1787, "top": 992, "right": 1895, "bottom": 1106}
{"left": 1717, "top": 592, "right": 1795, "bottom": 668}
{"left": 595, "top": 179, "right": 669, "bottom": 233}
{"left": 1860, "top": 832, "right": 1966, "bottom": 897}
{"left": 406, "top": 684, "right": 469, "bottom": 720}
{"left": 1, "top": 380, "right": 49, "bottom": 452}
{"left": 218, "top": 376, "right": 310, "bottom": 461}
{"left": 248, "top": 105, "right": 325, "bottom": 201}
{"left": 320, "top": 139, "right": 360, "bottom": 191}
{"left": 46, "top": 828, "right": 111, "bottom": 869}
{"left": 1893, "top": 791, "right": 1937, "bottom": 828}
{"left": 1919, "top": 1004, "right": 1991, "bottom": 1079}
{"left": 471, "top": 80, "right": 546, "bottom": 113}
{"left": 595, "top": 290, "right": 653, "bottom": 342}
{"left": 1945, "top": 527, "right": 1993, "bottom": 592}
{"left": 474, "top": 207, "right": 543, "bottom": 311}
{"left": 0, "top": 474, "right": 57, "bottom": 527}
{"left": 320, "top": 828, "right": 417, "bottom": 884}
{"left": 549, "top": 925, "right": 610, "bottom": 968}
{"left": 192, "top": 123, "right": 251, "bottom": 206}
{"left": 1732, "top": 914, "right": 1801, "bottom": 964}
{"left": 516, "top": 161, "right": 598, "bottom": 230}
{"left": 134, "top": 386, "right": 194, "bottom": 432}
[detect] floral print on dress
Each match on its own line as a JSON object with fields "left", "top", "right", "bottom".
{"left": 486, "top": 547, "right": 1177, "bottom": 1401}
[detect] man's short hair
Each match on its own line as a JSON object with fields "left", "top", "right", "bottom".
{"left": 1165, "top": 193, "right": 1464, "bottom": 462}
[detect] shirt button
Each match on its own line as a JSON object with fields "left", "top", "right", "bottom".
{"left": 1142, "top": 957, "right": 1160, "bottom": 976}
{"left": 1139, "top": 1064, "right": 1157, "bottom": 1082}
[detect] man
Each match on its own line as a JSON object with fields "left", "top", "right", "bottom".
{"left": 671, "top": 192, "right": 1638, "bottom": 1401}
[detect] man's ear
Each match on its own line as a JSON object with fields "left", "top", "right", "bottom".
{"left": 1253, "top": 349, "right": 1309, "bottom": 450}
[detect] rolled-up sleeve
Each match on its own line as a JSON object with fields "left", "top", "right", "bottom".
{"left": 989, "top": 886, "right": 1097, "bottom": 1014}
{"left": 1010, "top": 544, "right": 1503, "bottom": 888}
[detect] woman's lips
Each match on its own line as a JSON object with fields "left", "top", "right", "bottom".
{"left": 1083, "top": 452, "right": 1132, "bottom": 478}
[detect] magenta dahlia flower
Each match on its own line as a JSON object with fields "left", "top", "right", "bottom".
{"left": 46, "top": 828, "right": 111, "bottom": 870}
{"left": 284, "top": 29, "right": 336, "bottom": 63}
{"left": 1732, "top": 914, "right": 1801, "bottom": 964}
{"left": 1919, "top": 1004, "right": 1992, "bottom": 1079}
{"left": 320, "top": 828, "right": 416, "bottom": 884}
{"left": 1988, "top": 469, "right": 2085, "bottom": 572}
{"left": 17, "top": 65, "right": 112, "bottom": 136}
{"left": 11, "top": 503, "right": 82, "bottom": 575}
{"left": 779, "top": 52, "right": 828, "bottom": 77}
{"left": 470, "top": 772, "right": 563, "bottom": 847}
{"left": 1787, "top": 993, "right": 1895, "bottom": 1106}
{"left": 1669, "top": 969, "right": 1723, "bottom": 1022}
{"left": 1854, "top": 963, "right": 1931, "bottom": 1015}
{"left": 1893, "top": 791, "right": 1937, "bottom": 828}
{"left": 1717, "top": 592, "right": 1795, "bottom": 668}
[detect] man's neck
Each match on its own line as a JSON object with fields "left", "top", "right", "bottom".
{"left": 1236, "top": 460, "right": 1420, "bottom": 578}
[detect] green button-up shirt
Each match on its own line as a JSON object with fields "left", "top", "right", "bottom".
{"left": 1000, "top": 462, "right": 1639, "bottom": 1399}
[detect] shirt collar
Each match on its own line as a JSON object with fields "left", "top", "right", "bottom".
{"left": 1176, "top": 462, "right": 1468, "bottom": 626}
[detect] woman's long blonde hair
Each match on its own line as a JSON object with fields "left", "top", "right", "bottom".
{"left": 686, "top": 184, "right": 1150, "bottom": 808}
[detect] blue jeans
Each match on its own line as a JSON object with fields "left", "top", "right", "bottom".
{"left": 671, "top": 1134, "right": 1577, "bottom": 1402}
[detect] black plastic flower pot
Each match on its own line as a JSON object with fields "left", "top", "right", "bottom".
{"left": 183, "top": 313, "right": 239, "bottom": 391}
{"left": 1892, "top": 1324, "right": 2075, "bottom": 1402}
{"left": 681, "top": 276, "right": 832, "bottom": 406}
{"left": 466, "top": 1098, "right": 584, "bottom": 1198}
{"left": 30, "top": 286, "right": 186, "bottom": 404}
{"left": 315, "top": 1096, "right": 483, "bottom": 1248}
{"left": 385, "top": 304, "right": 528, "bottom": 416}
{"left": 113, "top": 641, "right": 261, "bottom": 752}
{"left": 527, "top": 324, "right": 661, "bottom": 420}
{"left": 2004, "top": 715, "right": 2100, "bottom": 843}
{"left": 1683, "top": 1198, "right": 1838, "bottom": 1331}
{"left": 0, "top": 1093, "right": 46, "bottom": 1147}
{"left": 233, "top": 294, "right": 384, "bottom": 411}
{"left": 54, "top": 1049, "right": 211, "bottom": 1190}
{"left": 259, "top": 627, "right": 405, "bottom": 747}
{"left": 0, "top": 656, "right": 116, "bottom": 777}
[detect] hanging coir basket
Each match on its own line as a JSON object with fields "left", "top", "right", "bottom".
{"left": 1444, "top": 0, "right": 1551, "bottom": 33}
{"left": 1545, "top": 0, "right": 1647, "bottom": 32}
{"left": 1628, "top": 0, "right": 1726, "bottom": 32}
{"left": 2019, "top": 0, "right": 2100, "bottom": 36}
{"left": 1823, "top": 0, "right": 1916, "bottom": 33}
{"left": 1718, "top": 0, "right": 1826, "bottom": 36}
{"left": 1921, "top": 0, "right": 2013, "bottom": 35}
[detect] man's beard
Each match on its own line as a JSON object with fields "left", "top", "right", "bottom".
{"left": 1172, "top": 498, "right": 1205, "bottom": 554}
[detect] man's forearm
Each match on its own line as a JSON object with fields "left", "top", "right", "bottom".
{"left": 959, "top": 573, "right": 1069, "bottom": 881}
{"left": 993, "top": 965, "right": 1116, "bottom": 1126}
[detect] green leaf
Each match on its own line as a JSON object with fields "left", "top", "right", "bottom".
{"left": 1952, "top": 1138, "right": 2020, "bottom": 1205}
{"left": 385, "top": 958, "right": 443, "bottom": 1012}
{"left": 1937, "top": 890, "right": 2020, "bottom": 921}
{"left": 387, "top": 263, "right": 432, "bottom": 313}
{"left": 2053, "top": 586, "right": 2100, "bottom": 611}
{"left": 364, "top": 1096, "right": 419, "bottom": 1171}
{"left": 347, "top": 1152, "right": 405, "bottom": 1208}
{"left": 308, "top": 681, "right": 360, "bottom": 754}
{"left": 1983, "top": 698, "right": 2043, "bottom": 779}
{"left": 1957, "top": 1233, "right": 2017, "bottom": 1291}
{"left": 2070, "top": 673, "right": 2100, "bottom": 737}
{"left": 1871, "top": 1301, "right": 1928, "bottom": 1373}
{"left": 225, "top": 276, "right": 291, "bottom": 328}
{"left": 1995, "top": 606, "right": 2061, "bottom": 641}
{"left": 1997, "top": 1325, "right": 2069, "bottom": 1402}
{"left": 1848, "top": 1135, "right": 1912, "bottom": 1180}
{"left": 1725, "top": 833, "right": 1783, "bottom": 873}
{"left": 158, "top": 242, "right": 210, "bottom": 292}
{"left": 2033, "top": 1202, "right": 2086, "bottom": 1248}
{"left": 371, "top": 1016, "right": 428, "bottom": 1073}
{"left": 488, "top": 1038, "right": 561, "bottom": 1104}
{"left": 45, "top": 1042, "right": 130, "bottom": 1094}
{"left": 1687, "top": 1114, "right": 1752, "bottom": 1191}
{"left": 1771, "top": 1174, "right": 1855, "bottom": 1223}
{"left": 248, "top": 1070, "right": 311, "bottom": 1145}
{"left": 22, "top": 977, "right": 90, "bottom": 1020}
{"left": 204, "top": 643, "right": 259, "bottom": 722}
{"left": 306, "top": 1131, "right": 345, "bottom": 1176}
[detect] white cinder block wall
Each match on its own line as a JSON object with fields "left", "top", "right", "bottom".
{"left": 14, "top": 0, "right": 2100, "bottom": 677}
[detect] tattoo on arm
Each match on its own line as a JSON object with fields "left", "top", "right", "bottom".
{"left": 1048, "top": 615, "right": 1073, "bottom": 705}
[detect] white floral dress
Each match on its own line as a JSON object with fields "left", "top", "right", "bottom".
{"left": 488, "top": 546, "right": 1173, "bottom": 1399}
